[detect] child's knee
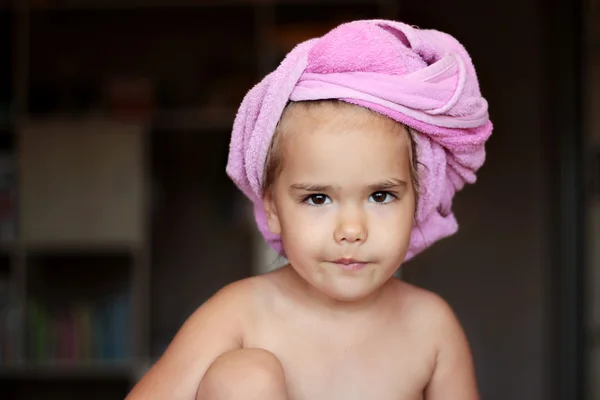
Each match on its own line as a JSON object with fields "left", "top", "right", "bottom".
{"left": 197, "top": 348, "right": 288, "bottom": 400}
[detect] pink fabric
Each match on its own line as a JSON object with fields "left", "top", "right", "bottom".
{"left": 226, "top": 19, "right": 493, "bottom": 261}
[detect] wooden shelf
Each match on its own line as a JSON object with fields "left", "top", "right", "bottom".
{"left": 0, "top": 359, "right": 140, "bottom": 379}
{"left": 20, "top": 242, "right": 143, "bottom": 256}
{"left": 0, "top": 241, "right": 140, "bottom": 257}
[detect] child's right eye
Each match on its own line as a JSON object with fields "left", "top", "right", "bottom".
{"left": 304, "top": 194, "right": 331, "bottom": 206}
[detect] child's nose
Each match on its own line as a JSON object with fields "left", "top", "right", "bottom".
{"left": 334, "top": 207, "right": 367, "bottom": 244}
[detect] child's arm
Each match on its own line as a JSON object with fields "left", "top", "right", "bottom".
{"left": 423, "top": 297, "right": 480, "bottom": 400}
{"left": 125, "top": 280, "right": 252, "bottom": 400}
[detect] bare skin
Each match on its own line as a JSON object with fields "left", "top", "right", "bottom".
{"left": 126, "top": 102, "right": 479, "bottom": 400}
{"left": 127, "top": 269, "right": 477, "bottom": 400}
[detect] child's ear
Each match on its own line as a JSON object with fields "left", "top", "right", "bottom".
{"left": 263, "top": 190, "right": 281, "bottom": 235}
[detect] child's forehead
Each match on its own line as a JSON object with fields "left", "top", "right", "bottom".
{"left": 272, "top": 101, "right": 412, "bottom": 181}
{"left": 280, "top": 104, "right": 411, "bottom": 169}
{"left": 280, "top": 101, "right": 405, "bottom": 137}
{"left": 278, "top": 117, "right": 412, "bottom": 185}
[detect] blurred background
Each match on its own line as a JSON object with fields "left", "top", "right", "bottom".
{"left": 0, "top": 0, "right": 594, "bottom": 399}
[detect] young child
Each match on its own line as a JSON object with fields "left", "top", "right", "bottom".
{"left": 127, "top": 19, "right": 492, "bottom": 400}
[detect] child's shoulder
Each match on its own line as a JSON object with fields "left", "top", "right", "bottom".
{"left": 202, "top": 269, "right": 284, "bottom": 314}
{"left": 390, "top": 279, "right": 463, "bottom": 334}
{"left": 205, "top": 273, "right": 273, "bottom": 307}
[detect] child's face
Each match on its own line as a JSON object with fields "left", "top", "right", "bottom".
{"left": 264, "top": 104, "right": 415, "bottom": 302}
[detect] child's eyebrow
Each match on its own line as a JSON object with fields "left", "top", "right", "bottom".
{"left": 369, "top": 179, "right": 407, "bottom": 191}
{"left": 289, "top": 179, "right": 407, "bottom": 193}
{"left": 290, "top": 183, "right": 334, "bottom": 192}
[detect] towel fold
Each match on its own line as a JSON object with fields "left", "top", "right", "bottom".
{"left": 226, "top": 19, "right": 493, "bottom": 261}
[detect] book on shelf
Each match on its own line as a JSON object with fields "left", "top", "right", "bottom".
{"left": 14, "top": 293, "right": 132, "bottom": 366}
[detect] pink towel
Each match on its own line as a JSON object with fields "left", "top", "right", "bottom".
{"left": 226, "top": 19, "right": 493, "bottom": 261}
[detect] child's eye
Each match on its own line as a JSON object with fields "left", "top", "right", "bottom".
{"left": 369, "top": 191, "right": 396, "bottom": 204}
{"left": 304, "top": 194, "right": 331, "bottom": 206}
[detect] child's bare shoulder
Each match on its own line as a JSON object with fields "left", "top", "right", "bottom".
{"left": 202, "top": 270, "right": 286, "bottom": 316}
{"left": 391, "top": 279, "right": 464, "bottom": 336}
{"left": 201, "top": 273, "right": 276, "bottom": 312}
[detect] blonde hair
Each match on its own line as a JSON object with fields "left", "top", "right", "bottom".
{"left": 262, "top": 100, "right": 421, "bottom": 210}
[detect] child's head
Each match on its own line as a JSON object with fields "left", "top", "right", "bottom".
{"left": 261, "top": 100, "right": 419, "bottom": 301}
{"left": 226, "top": 19, "right": 493, "bottom": 294}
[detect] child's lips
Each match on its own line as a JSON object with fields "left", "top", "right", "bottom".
{"left": 331, "top": 258, "right": 368, "bottom": 271}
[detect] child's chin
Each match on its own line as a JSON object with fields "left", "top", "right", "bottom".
{"left": 322, "top": 281, "right": 385, "bottom": 303}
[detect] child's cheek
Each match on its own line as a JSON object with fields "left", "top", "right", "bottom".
{"left": 283, "top": 208, "right": 333, "bottom": 253}
{"left": 297, "top": 210, "right": 333, "bottom": 242}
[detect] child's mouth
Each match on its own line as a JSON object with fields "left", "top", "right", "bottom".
{"left": 332, "top": 258, "right": 368, "bottom": 271}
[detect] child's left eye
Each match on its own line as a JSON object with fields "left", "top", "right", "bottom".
{"left": 369, "top": 191, "right": 396, "bottom": 204}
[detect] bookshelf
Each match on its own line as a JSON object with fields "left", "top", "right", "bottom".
{"left": 0, "top": 0, "right": 398, "bottom": 397}
{"left": 0, "top": 120, "right": 150, "bottom": 382}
